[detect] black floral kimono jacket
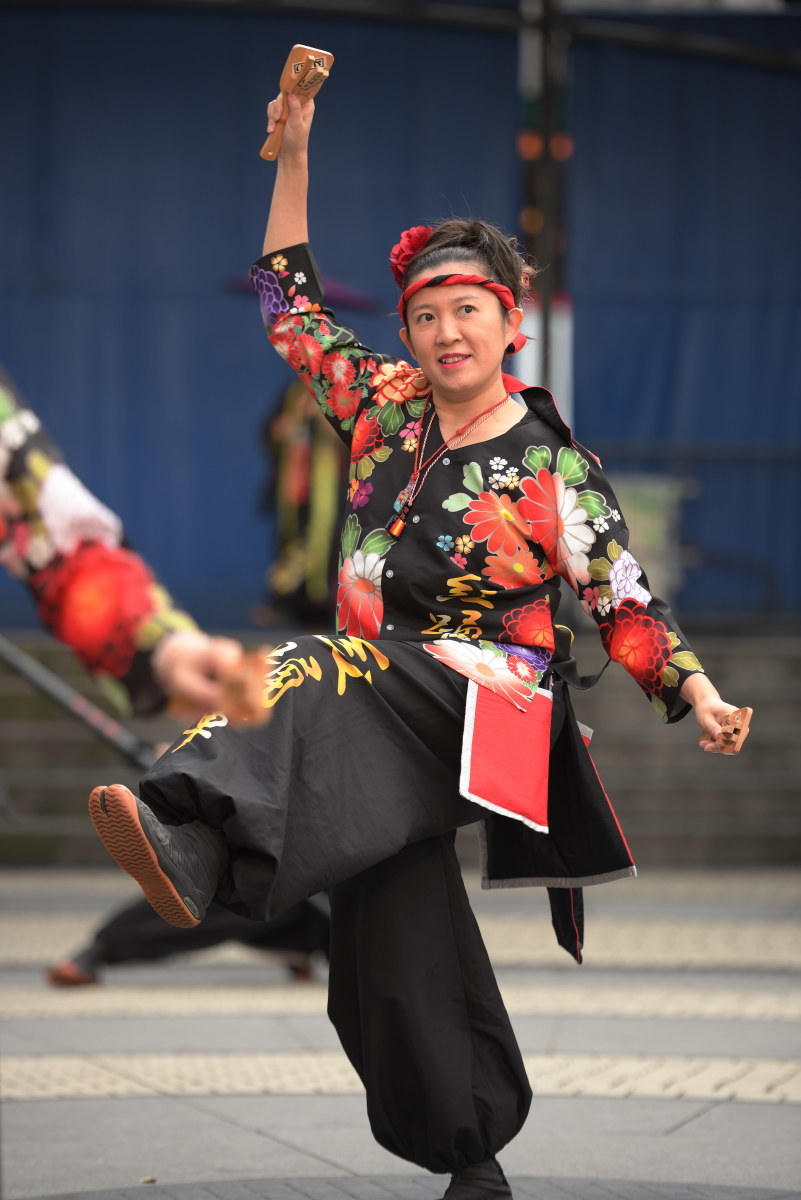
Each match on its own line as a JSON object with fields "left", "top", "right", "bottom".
{"left": 145, "top": 242, "right": 705, "bottom": 963}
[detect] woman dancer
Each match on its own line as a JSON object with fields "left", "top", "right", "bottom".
{"left": 89, "top": 92, "right": 743, "bottom": 1199}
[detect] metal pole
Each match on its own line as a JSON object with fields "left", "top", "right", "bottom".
{"left": 0, "top": 634, "right": 156, "bottom": 772}
{"left": 538, "top": 0, "right": 555, "bottom": 390}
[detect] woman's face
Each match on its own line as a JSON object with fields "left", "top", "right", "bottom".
{"left": 398, "top": 259, "right": 523, "bottom": 400}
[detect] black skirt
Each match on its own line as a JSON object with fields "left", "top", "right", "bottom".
{"left": 141, "top": 635, "right": 635, "bottom": 961}
{"left": 143, "top": 637, "right": 483, "bottom": 920}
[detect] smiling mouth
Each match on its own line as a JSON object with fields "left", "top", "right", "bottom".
{"left": 439, "top": 355, "right": 470, "bottom": 366}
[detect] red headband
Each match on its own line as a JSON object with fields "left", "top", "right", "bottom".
{"left": 398, "top": 274, "right": 526, "bottom": 355}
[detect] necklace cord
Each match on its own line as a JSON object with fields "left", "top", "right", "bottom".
{"left": 386, "top": 393, "right": 510, "bottom": 538}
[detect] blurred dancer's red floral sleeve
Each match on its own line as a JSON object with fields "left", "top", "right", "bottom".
{"left": 0, "top": 371, "right": 197, "bottom": 715}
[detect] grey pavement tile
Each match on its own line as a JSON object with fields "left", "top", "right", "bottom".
{"left": 187, "top": 1097, "right": 413, "bottom": 1177}
{"left": 0, "top": 1096, "right": 349, "bottom": 1200}
{"left": 509, "top": 1185, "right": 581, "bottom": 1200}
{"left": 190, "top": 1095, "right": 371, "bottom": 1133}
{"left": 358, "top": 1177, "right": 441, "bottom": 1200}
{"left": 335, "top": 1177, "right": 437, "bottom": 1200}
{"left": 229, "top": 1183, "right": 322, "bottom": 1200}
{"left": 543, "top": 1182, "right": 636, "bottom": 1199}
{"left": 586, "top": 1184, "right": 661, "bottom": 1199}
{"left": 262, "top": 1132, "right": 417, "bottom": 1178}
{"left": 511, "top": 1185, "right": 564, "bottom": 1200}
{"left": 276, "top": 1016, "right": 342, "bottom": 1053}
{"left": 498, "top": 1098, "right": 801, "bottom": 1191}
{"left": 513, "top": 1014, "right": 801, "bottom": 1060}
{"left": 665, "top": 1100, "right": 801, "bottom": 1188}
{"left": 372, "top": 1177, "right": 445, "bottom": 1200}
{"left": 15, "top": 1179, "right": 801, "bottom": 1200}
{"left": 160, "top": 1188, "right": 231, "bottom": 1200}
{"left": 0, "top": 1026, "right": 50, "bottom": 1054}
{"left": 506, "top": 1095, "right": 712, "bottom": 1140}
{"left": 0, "top": 1016, "right": 315, "bottom": 1055}
{"left": 202, "top": 1185, "right": 275, "bottom": 1200}
{"left": 687, "top": 1192, "right": 800, "bottom": 1200}
{"left": 496, "top": 967, "right": 801, "bottom": 994}
{"left": 282, "top": 1183, "right": 362, "bottom": 1200}
{"left": 532, "top": 1186, "right": 801, "bottom": 1200}
{"left": 623, "top": 1187, "right": 711, "bottom": 1199}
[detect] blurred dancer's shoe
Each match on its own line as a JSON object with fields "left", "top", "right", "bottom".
{"left": 46, "top": 958, "right": 99, "bottom": 987}
{"left": 88, "top": 784, "right": 227, "bottom": 929}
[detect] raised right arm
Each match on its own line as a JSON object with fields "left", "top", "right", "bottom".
{"left": 262, "top": 92, "right": 313, "bottom": 256}
{"left": 252, "top": 94, "right": 424, "bottom": 448}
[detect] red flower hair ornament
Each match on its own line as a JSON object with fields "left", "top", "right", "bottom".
{"left": 389, "top": 226, "right": 433, "bottom": 286}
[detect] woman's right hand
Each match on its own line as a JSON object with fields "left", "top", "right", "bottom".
{"left": 267, "top": 91, "right": 315, "bottom": 160}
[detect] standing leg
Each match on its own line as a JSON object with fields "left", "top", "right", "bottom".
{"left": 328, "top": 831, "right": 531, "bottom": 1177}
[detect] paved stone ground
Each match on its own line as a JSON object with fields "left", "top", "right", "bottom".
{"left": 1, "top": 867, "right": 800, "bottom": 1200}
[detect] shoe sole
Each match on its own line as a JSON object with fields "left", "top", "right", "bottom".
{"left": 88, "top": 784, "right": 200, "bottom": 928}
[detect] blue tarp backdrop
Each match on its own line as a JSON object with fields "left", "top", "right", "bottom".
{"left": 1, "top": 7, "right": 799, "bottom": 627}
{"left": 568, "top": 15, "right": 801, "bottom": 615}
{"left": 0, "top": 7, "right": 520, "bottom": 627}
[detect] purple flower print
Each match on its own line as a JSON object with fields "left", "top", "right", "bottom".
{"left": 608, "top": 549, "right": 652, "bottom": 607}
{"left": 250, "top": 267, "right": 286, "bottom": 326}
{"left": 352, "top": 481, "right": 374, "bottom": 510}
{"left": 505, "top": 643, "right": 552, "bottom": 673}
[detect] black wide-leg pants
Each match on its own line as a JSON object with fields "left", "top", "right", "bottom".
{"left": 141, "top": 639, "right": 533, "bottom": 1172}
{"left": 328, "top": 831, "right": 532, "bottom": 1174}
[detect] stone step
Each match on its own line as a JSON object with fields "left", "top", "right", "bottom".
{"left": 0, "top": 817, "right": 112, "bottom": 866}
{"left": 0, "top": 766, "right": 142, "bottom": 817}
{"left": 624, "top": 832, "right": 801, "bottom": 867}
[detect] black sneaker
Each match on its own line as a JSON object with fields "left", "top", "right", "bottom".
{"left": 442, "top": 1158, "right": 513, "bottom": 1200}
{"left": 88, "top": 784, "right": 227, "bottom": 928}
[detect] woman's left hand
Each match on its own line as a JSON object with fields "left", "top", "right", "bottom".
{"left": 692, "top": 695, "right": 741, "bottom": 753}
{"left": 679, "top": 673, "right": 741, "bottom": 753}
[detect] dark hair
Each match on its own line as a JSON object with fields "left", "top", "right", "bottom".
{"left": 401, "top": 218, "right": 535, "bottom": 306}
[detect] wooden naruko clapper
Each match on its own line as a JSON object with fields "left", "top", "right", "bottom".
{"left": 260, "top": 44, "right": 335, "bottom": 161}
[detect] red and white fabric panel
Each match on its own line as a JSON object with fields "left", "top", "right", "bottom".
{"left": 460, "top": 680, "right": 555, "bottom": 833}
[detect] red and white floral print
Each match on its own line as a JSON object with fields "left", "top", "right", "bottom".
{"left": 270, "top": 314, "right": 304, "bottom": 361}
{"left": 327, "top": 381, "right": 362, "bottom": 421}
{"left": 464, "top": 491, "right": 530, "bottom": 558}
{"left": 602, "top": 599, "right": 672, "bottom": 692}
{"left": 506, "top": 654, "right": 542, "bottom": 684}
{"left": 501, "top": 600, "right": 555, "bottom": 650}
{"left": 351, "top": 413, "right": 385, "bottom": 463}
{"left": 322, "top": 353, "right": 357, "bottom": 387}
{"left": 370, "top": 362, "right": 429, "bottom": 406}
{"left": 423, "top": 640, "right": 533, "bottom": 710}
{"left": 518, "top": 469, "right": 595, "bottom": 589}
{"left": 288, "top": 332, "right": 325, "bottom": 376}
{"left": 337, "top": 550, "right": 385, "bottom": 639}
{"left": 481, "top": 547, "right": 548, "bottom": 590}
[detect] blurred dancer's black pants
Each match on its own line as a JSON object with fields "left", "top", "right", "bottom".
{"left": 328, "top": 831, "right": 532, "bottom": 1174}
{"left": 90, "top": 897, "right": 329, "bottom": 965}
